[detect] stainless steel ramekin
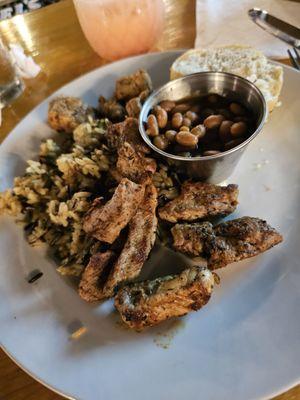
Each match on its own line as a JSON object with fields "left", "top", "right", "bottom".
{"left": 139, "top": 71, "right": 267, "bottom": 183}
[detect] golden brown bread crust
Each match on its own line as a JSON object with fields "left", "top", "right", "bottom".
{"left": 48, "top": 96, "right": 92, "bottom": 133}
{"left": 114, "top": 266, "right": 214, "bottom": 330}
{"left": 83, "top": 178, "right": 145, "bottom": 244}
{"left": 158, "top": 182, "right": 239, "bottom": 223}
{"left": 103, "top": 184, "right": 158, "bottom": 297}
{"left": 78, "top": 251, "right": 115, "bottom": 302}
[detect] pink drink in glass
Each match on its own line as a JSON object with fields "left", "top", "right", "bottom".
{"left": 73, "top": 0, "right": 165, "bottom": 61}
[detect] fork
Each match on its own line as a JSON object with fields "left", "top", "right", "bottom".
{"left": 287, "top": 47, "right": 300, "bottom": 70}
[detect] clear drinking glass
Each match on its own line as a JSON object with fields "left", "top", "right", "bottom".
{"left": 73, "top": 0, "right": 165, "bottom": 61}
{"left": 0, "top": 40, "right": 24, "bottom": 109}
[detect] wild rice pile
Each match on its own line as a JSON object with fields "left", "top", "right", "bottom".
{"left": 0, "top": 115, "right": 180, "bottom": 276}
{"left": 0, "top": 117, "right": 118, "bottom": 276}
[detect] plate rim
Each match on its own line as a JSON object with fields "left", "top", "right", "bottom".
{"left": 1, "top": 50, "right": 299, "bottom": 400}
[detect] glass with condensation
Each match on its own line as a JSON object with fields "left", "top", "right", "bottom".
{"left": 73, "top": 0, "right": 165, "bottom": 61}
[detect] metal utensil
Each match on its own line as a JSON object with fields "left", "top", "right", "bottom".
{"left": 139, "top": 72, "right": 267, "bottom": 183}
{"left": 287, "top": 47, "right": 300, "bottom": 70}
{"left": 248, "top": 8, "right": 300, "bottom": 49}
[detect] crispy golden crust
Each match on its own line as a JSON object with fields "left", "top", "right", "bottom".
{"left": 115, "top": 69, "right": 152, "bottom": 101}
{"left": 158, "top": 182, "right": 239, "bottom": 223}
{"left": 206, "top": 217, "right": 283, "bottom": 269}
{"left": 171, "top": 222, "right": 214, "bottom": 256}
{"left": 83, "top": 178, "right": 145, "bottom": 244}
{"left": 78, "top": 251, "right": 115, "bottom": 302}
{"left": 106, "top": 117, "right": 150, "bottom": 154}
{"left": 115, "top": 266, "right": 214, "bottom": 330}
{"left": 103, "top": 184, "right": 158, "bottom": 297}
{"left": 48, "top": 96, "right": 92, "bottom": 133}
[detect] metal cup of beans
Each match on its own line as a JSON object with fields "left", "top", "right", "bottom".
{"left": 139, "top": 72, "right": 267, "bottom": 183}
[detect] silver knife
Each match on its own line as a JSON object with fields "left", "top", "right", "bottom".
{"left": 248, "top": 8, "right": 300, "bottom": 49}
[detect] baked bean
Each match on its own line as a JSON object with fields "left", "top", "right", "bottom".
{"left": 159, "top": 100, "right": 176, "bottom": 112}
{"left": 172, "top": 103, "right": 190, "bottom": 114}
{"left": 219, "top": 120, "right": 234, "bottom": 142}
{"left": 207, "top": 94, "right": 219, "bottom": 104}
{"left": 203, "top": 150, "right": 221, "bottom": 156}
{"left": 230, "top": 122, "right": 247, "bottom": 137}
{"left": 224, "top": 137, "right": 244, "bottom": 151}
{"left": 182, "top": 117, "right": 192, "bottom": 127}
{"left": 229, "top": 102, "right": 245, "bottom": 116}
{"left": 153, "top": 135, "right": 169, "bottom": 150}
{"left": 185, "top": 111, "right": 198, "bottom": 122}
{"left": 165, "top": 130, "right": 177, "bottom": 142}
{"left": 154, "top": 105, "right": 168, "bottom": 129}
{"left": 204, "top": 114, "right": 224, "bottom": 130}
{"left": 191, "top": 124, "right": 206, "bottom": 139}
{"left": 180, "top": 126, "right": 190, "bottom": 132}
{"left": 147, "top": 93, "right": 255, "bottom": 157}
{"left": 175, "top": 131, "right": 198, "bottom": 148}
{"left": 172, "top": 112, "right": 183, "bottom": 129}
{"left": 147, "top": 114, "right": 159, "bottom": 137}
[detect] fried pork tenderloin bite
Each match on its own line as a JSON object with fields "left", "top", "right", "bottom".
{"left": 48, "top": 96, "right": 93, "bottom": 133}
{"left": 115, "top": 266, "right": 215, "bottom": 330}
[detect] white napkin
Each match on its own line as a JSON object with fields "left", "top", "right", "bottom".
{"left": 195, "top": 0, "right": 300, "bottom": 58}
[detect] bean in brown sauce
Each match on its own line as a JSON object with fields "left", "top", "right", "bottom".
{"left": 147, "top": 93, "right": 255, "bottom": 157}
{"left": 180, "top": 126, "right": 190, "bottom": 132}
{"left": 165, "top": 130, "right": 177, "bottom": 142}
{"left": 203, "top": 114, "right": 224, "bottom": 130}
{"left": 159, "top": 100, "right": 176, "bottom": 112}
{"left": 172, "top": 103, "right": 190, "bottom": 114}
{"left": 182, "top": 117, "right": 192, "bottom": 127}
{"left": 175, "top": 131, "right": 198, "bottom": 148}
{"left": 153, "top": 135, "right": 168, "bottom": 150}
{"left": 172, "top": 112, "right": 183, "bottom": 129}
{"left": 185, "top": 111, "right": 198, "bottom": 122}
{"left": 219, "top": 120, "right": 234, "bottom": 142}
{"left": 191, "top": 124, "right": 206, "bottom": 139}
{"left": 230, "top": 122, "right": 247, "bottom": 137}
{"left": 146, "top": 114, "right": 159, "bottom": 137}
{"left": 154, "top": 105, "right": 168, "bottom": 129}
{"left": 229, "top": 102, "right": 245, "bottom": 116}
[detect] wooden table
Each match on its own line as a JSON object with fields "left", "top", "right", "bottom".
{"left": 0, "top": 1, "right": 299, "bottom": 399}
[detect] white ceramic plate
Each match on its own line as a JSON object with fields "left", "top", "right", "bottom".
{"left": 0, "top": 51, "right": 299, "bottom": 400}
